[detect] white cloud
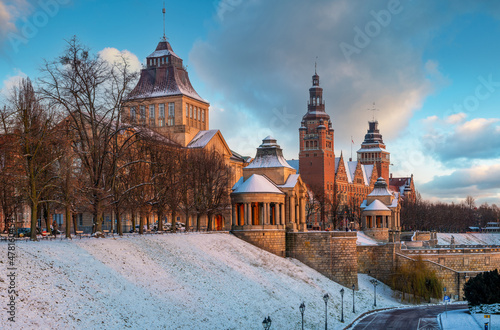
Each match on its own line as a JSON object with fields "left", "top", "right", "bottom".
{"left": 98, "top": 47, "right": 142, "bottom": 74}
{"left": 445, "top": 112, "right": 466, "bottom": 124}
{"left": 189, "top": 0, "right": 448, "bottom": 158}
{"left": 0, "top": 68, "right": 27, "bottom": 100}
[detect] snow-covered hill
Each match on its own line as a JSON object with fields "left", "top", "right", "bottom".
{"left": 437, "top": 233, "right": 500, "bottom": 246}
{"left": 1, "top": 233, "right": 403, "bottom": 329}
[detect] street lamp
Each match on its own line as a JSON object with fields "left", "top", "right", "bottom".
{"left": 370, "top": 279, "right": 379, "bottom": 307}
{"left": 299, "top": 302, "right": 305, "bottom": 330}
{"left": 323, "top": 293, "right": 330, "bottom": 330}
{"left": 262, "top": 316, "right": 271, "bottom": 330}
{"left": 340, "top": 288, "right": 345, "bottom": 323}
{"left": 352, "top": 284, "right": 356, "bottom": 313}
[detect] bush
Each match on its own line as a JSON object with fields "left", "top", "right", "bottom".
{"left": 464, "top": 270, "right": 500, "bottom": 306}
{"left": 391, "top": 256, "right": 443, "bottom": 303}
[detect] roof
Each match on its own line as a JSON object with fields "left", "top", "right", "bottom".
{"left": 245, "top": 137, "right": 293, "bottom": 169}
{"left": 368, "top": 177, "right": 393, "bottom": 197}
{"left": 127, "top": 40, "right": 207, "bottom": 103}
{"left": 232, "top": 174, "right": 284, "bottom": 194}
{"left": 364, "top": 199, "right": 390, "bottom": 211}
{"left": 278, "top": 174, "right": 300, "bottom": 188}
{"left": 187, "top": 130, "right": 218, "bottom": 148}
{"left": 361, "top": 164, "right": 374, "bottom": 185}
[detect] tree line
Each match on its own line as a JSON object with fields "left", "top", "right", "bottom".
{"left": 400, "top": 193, "right": 500, "bottom": 232}
{"left": 0, "top": 37, "right": 231, "bottom": 240}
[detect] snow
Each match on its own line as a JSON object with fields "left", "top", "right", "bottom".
{"left": 357, "top": 147, "right": 387, "bottom": 153}
{"left": 278, "top": 174, "right": 300, "bottom": 188}
{"left": 187, "top": 130, "right": 218, "bottom": 148}
{"left": 357, "top": 231, "right": 382, "bottom": 245}
{"left": 245, "top": 154, "right": 293, "bottom": 169}
{"left": 0, "top": 233, "right": 405, "bottom": 329}
{"left": 439, "top": 309, "right": 500, "bottom": 329}
{"left": 363, "top": 199, "right": 390, "bottom": 211}
{"left": 437, "top": 233, "right": 500, "bottom": 246}
{"left": 147, "top": 49, "right": 180, "bottom": 59}
{"left": 232, "top": 174, "right": 284, "bottom": 194}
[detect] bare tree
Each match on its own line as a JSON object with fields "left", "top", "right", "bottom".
{"left": 39, "top": 37, "right": 137, "bottom": 234}
{"left": 10, "top": 78, "right": 58, "bottom": 240}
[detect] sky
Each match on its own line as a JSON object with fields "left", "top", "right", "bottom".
{"left": 1, "top": 0, "right": 500, "bottom": 206}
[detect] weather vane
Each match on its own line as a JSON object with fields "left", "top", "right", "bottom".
{"left": 367, "top": 102, "right": 379, "bottom": 121}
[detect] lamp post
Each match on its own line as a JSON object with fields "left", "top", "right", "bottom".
{"left": 323, "top": 293, "right": 330, "bottom": 330}
{"left": 352, "top": 284, "right": 356, "bottom": 314}
{"left": 262, "top": 316, "right": 272, "bottom": 330}
{"left": 370, "top": 279, "right": 379, "bottom": 307}
{"left": 299, "top": 302, "right": 305, "bottom": 330}
{"left": 340, "top": 288, "right": 345, "bottom": 323}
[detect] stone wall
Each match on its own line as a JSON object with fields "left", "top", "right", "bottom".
{"left": 357, "top": 243, "right": 401, "bottom": 283}
{"left": 358, "top": 244, "right": 500, "bottom": 301}
{"left": 232, "top": 230, "right": 286, "bottom": 257}
{"left": 286, "top": 232, "right": 358, "bottom": 288}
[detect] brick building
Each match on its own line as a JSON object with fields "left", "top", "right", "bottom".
{"left": 296, "top": 70, "right": 415, "bottom": 229}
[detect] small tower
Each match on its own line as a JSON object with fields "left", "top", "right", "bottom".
{"left": 357, "top": 121, "right": 390, "bottom": 183}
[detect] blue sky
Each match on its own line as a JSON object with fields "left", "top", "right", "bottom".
{"left": 1, "top": 0, "right": 500, "bottom": 206}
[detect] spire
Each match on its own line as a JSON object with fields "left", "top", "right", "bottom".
{"left": 367, "top": 102, "right": 379, "bottom": 122}
{"left": 162, "top": 3, "right": 167, "bottom": 41}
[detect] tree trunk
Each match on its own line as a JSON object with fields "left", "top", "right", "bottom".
{"left": 30, "top": 201, "right": 38, "bottom": 241}
{"left": 158, "top": 210, "right": 164, "bottom": 231}
{"left": 196, "top": 213, "right": 201, "bottom": 232}
{"left": 131, "top": 211, "right": 136, "bottom": 233}
{"left": 65, "top": 204, "right": 71, "bottom": 239}
{"left": 72, "top": 213, "right": 78, "bottom": 235}
{"left": 116, "top": 207, "right": 122, "bottom": 236}
{"left": 139, "top": 212, "right": 144, "bottom": 235}
{"left": 207, "top": 213, "right": 212, "bottom": 232}
{"left": 171, "top": 210, "right": 177, "bottom": 233}
{"left": 185, "top": 213, "right": 190, "bottom": 232}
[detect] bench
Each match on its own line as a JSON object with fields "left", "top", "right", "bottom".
{"left": 0, "top": 234, "right": 8, "bottom": 242}
{"left": 75, "top": 230, "right": 84, "bottom": 239}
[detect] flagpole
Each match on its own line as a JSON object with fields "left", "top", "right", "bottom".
{"left": 351, "top": 136, "right": 353, "bottom": 161}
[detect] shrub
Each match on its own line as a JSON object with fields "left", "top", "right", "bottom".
{"left": 464, "top": 270, "right": 500, "bottom": 306}
{"left": 391, "top": 256, "right": 443, "bottom": 303}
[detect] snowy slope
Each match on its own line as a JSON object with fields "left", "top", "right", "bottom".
{"left": 1, "top": 233, "right": 404, "bottom": 329}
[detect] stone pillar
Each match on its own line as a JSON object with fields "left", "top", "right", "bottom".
{"left": 265, "top": 203, "right": 269, "bottom": 225}
{"left": 248, "top": 203, "right": 253, "bottom": 226}
{"left": 259, "top": 203, "right": 263, "bottom": 225}
{"left": 244, "top": 203, "right": 248, "bottom": 226}
{"left": 232, "top": 204, "right": 236, "bottom": 226}
{"left": 274, "top": 204, "right": 279, "bottom": 226}
{"left": 290, "top": 195, "right": 295, "bottom": 223}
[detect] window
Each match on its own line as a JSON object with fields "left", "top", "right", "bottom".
{"left": 78, "top": 214, "right": 83, "bottom": 226}
{"left": 168, "top": 102, "right": 175, "bottom": 126}
{"left": 159, "top": 104, "right": 165, "bottom": 118}
{"left": 130, "top": 107, "right": 136, "bottom": 120}
{"left": 194, "top": 107, "right": 197, "bottom": 120}
{"left": 140, "top": 106, "right": 146, "bottom": 121}
{"left": 149, "top": 105, "right": 155, "bottom": 118}
{"left": 186, "top": 104, "right": 189, "bottom": 117}
{"left": 202, "top": 110, "right": 205, "bottom": 122}
{"left": 190, "top": 105, "right": 193, "bottom": 118}
{"left": 198, "top": 108, "right": 201, "bottom": 120}
{"left": 158, "top": 118, "right": 164, "bottom": 127}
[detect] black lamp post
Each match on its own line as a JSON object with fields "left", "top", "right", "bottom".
{"left": 299, "top": 302, "right": 305, "bottom": 330}
{"left": 370, "top": 279, "right": 379, "bottom": 307}
{"left": 262, "top": 316, "right": 271, "bottom": 330}
{"left": 340, "top": 288, "right": 345, "bottom": 323}
{"left": 352, "top": 284, "right": 356, "bottom": 313}
{"left": 323, "top": 293, "right": 329, "bottom": 330}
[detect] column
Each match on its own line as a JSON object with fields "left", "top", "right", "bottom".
{"left": 280, "top": 204, "right": 284, "bottom": 225}
{"left": 274, "top": 204, "right": 279, "bottom": 226}
{"left": 248, "top": 203, "right": 253, "bottom": 226}
{"left": 264, "top": 203, "right": 269, "bottom": 225}
{"left": 259, "top": 203, "right": 263, "bottom": 225}
{"left": 232, "top": 205, "right": 236, "bottom": 226}
{"left": 290, "top": 195, "right": 295, "bottom": 223}
{"left": 300, "top": 197, "right": 306, "bottom": 225}
{"left": 244, "top": 203, "right": 248, "bottom": 226}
